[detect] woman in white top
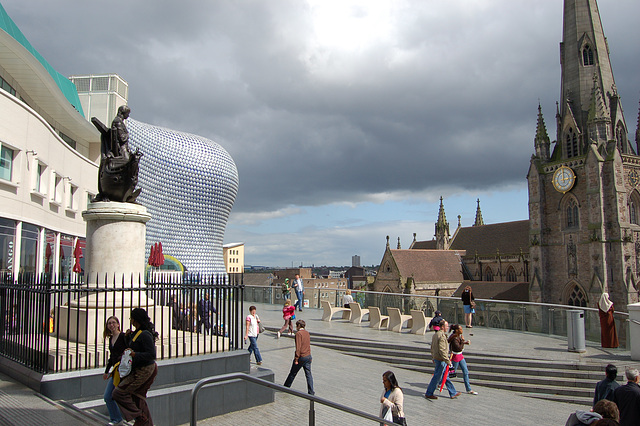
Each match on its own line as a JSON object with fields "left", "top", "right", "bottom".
{"left": 380, "top": 370, "right": 405, "bottom": 425}
{"left": 244, "top": 306, "right": 263, "bottom": 365}
{"left": 342, "top": 289, "right": 354, "bottom": 308}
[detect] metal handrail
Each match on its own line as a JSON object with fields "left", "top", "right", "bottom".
{"left": 190, "top": 372, "right": 393, "bottom": 426}
{"left": 245, "top": 285, "right": 629, "bottom": 318}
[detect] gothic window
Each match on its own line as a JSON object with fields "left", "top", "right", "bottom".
{"left": 616, "top": 122, "right": 628, "bottom": 153}
{"left": 582, "top": 45, "right": 594, "bottom": 66}
{"left": 567, "top": 284, "right": 587, "bottom": 307}
{"left": 484, "top": 267, "right": 494, "bottom": 281}
{"left": 506, "top": 266, "right": 517, "bottom": 282}
{"left": 566, "top": 128, "right": 579, "bottom": 158}
{"left": 565, "top": 199, "right": 579, "bottom": 229}
{"left": 631, "top": 200, "right": 639, "bottom": 225}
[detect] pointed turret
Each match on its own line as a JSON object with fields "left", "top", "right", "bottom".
{"left": 636, "top": 98, "right": 640, "bottom": 153}
{"left": 534, "top": 103, "right": 551, "bottom": 160}
{"left": 474, "top": 199, "right": 485, "bottom": 227}
{"left": 397, "top": 237, "right": 401, "bottom": 249}
{"left": 435, "top": 196, "right": 450, "bottom": 250}
{"left": 558, "top": 0, "right": 630, "bottom": 156}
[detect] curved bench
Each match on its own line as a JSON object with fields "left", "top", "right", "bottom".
{"left": 321, "top": 300, "right": 351, "bottom": 322}
{"left": 348, "top": 302, "right": 370, "bottom": 324}
{"left": 410, "top": 310, "right": 427, "bottom": 335}
{"left": 369, "top": 306, "right": 389, "bottom": 329}
{"left": 387, "top": 307, "right": 413, "bottom": 333}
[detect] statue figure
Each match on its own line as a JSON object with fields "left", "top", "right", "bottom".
{"left": 91, "top": 106, "right": 142, "bottom": 203}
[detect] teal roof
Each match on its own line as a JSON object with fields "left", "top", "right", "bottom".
{"left": 0, "top": 3, "right": 84, "bottom": 117}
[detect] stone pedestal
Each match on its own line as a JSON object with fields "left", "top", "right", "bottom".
{"left": 83, "top": 201, "right": 151, "bottom": 285}
{"left": 57, "top": 201, "right": 165, "bottom": 344}
{"left": 629, "top": 303, "right": 640, "bottom": 360}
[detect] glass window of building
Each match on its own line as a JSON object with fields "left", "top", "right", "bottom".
{"left": 0, "top": 218, "right": 16, "bottom": 273}
{"left": 0, "top": 76, "right": 16, "bottom": 96}
{"left": 68, "top": 184, "right": 78, "bottom": 210}
{"left": 35, "top": 163, "right": 43, "bottom": 193}
{"left": 59, "top": 234, "right": 75, "bottom": 281}
{"left": 43, "top": 229, "right": 56, "bottom": 275}
{"left": 20, "top": 223, "right": 39, "bottom": 275}
{"left": 0, "top": 145, "right": 14, "bottom": 181}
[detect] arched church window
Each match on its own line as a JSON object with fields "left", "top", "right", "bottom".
{"left": 506, "top": 266, "right": 517, "bottom": 282}
{"left": 567, "top": 284, "right": 587, "bottom": 307}
{"left": 566, "top": 199, "right": 579, "bottom": 229}
{"left": 484, "top": 267, "right": 494, "bottom": 281}
{"left": 616, "top": 122, "right": 628, "bottom": 153}
{"left": 582, "top": 45, "right": 594, "bottom": 66}
{"left": 566, "top": 128, "right": 579, "bottom": 158}
{"left": 631, "top": 200, "right": 638, "bottom": 225}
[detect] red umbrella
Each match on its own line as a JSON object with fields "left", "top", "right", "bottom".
{"left": 439, "top": 364, "right": 450, "bottom": 392}
{"left": 148, "top": 243, "right": 156, "bottom": 266}
{"left": 73, "top": 241, "right": 83, "bottom": 273}
{"left": 157, "top": 242, "right": 165, "bottom": 266}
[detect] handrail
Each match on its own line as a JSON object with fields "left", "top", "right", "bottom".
{"left": 244, "top": 285, "right": 629, "bottom": 317}
{"left": 190, "top": 372, "right": 393, "bottom": 426}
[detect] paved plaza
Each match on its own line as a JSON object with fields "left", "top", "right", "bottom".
{"left": 0, "top": 302, "right": 634, "bottom": 425}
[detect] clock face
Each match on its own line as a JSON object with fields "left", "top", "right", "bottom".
{"left": 630, "top": 170, "right": 640, "bottom": 187}
{"left": 552, "top": 166, "right": 575, "bottom": 193}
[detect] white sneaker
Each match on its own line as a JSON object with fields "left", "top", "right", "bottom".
{"left": 468, "top": 391, "right": 478, "bottom": 395}
{"left": 277, "top": 331, "right": 281, "bottom": 338}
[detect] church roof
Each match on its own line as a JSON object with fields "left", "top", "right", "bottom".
{"left": 452, "top": 281, "right": 529, "bottom": 302}
{"left": 390, "top": 249, "right": 464, "bottom": 283}
{"left": 410, "top": 239, "right": 437, "bottom": 250}
{"left": 449, "top": 220, "right": 530, "bottom": 256}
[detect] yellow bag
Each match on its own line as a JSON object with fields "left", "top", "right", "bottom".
{"left": 112, "top": 361, "right": 121, "bottom": 386}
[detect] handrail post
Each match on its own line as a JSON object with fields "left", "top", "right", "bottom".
{"left": 309, "top": 400, "right": 315, "bottom": 425}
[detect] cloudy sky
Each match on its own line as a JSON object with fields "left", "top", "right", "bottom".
{"left": 3, "top": 0, "right": 640, "bottom": 267}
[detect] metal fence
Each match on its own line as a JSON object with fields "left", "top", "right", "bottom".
{"left": 244, "top": 285, "right": 630, "bottom": 348}
{"left": 0, "top": 272, "right": 245, "bottom": 374}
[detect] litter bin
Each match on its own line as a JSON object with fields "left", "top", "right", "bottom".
{"left": 567, "top": 309, "right": 586, "bottom": 353}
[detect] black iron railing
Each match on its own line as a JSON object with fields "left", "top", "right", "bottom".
{"left": 0, "top": 272, "right": 244, "bottom": 374}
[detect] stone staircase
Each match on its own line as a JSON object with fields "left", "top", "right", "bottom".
{"left": 304, "top": 332, "right": 608, "bottom": 406}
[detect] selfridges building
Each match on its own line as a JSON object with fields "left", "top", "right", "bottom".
{"left": 128, "top": 119, "right": 239, "bottom": 275}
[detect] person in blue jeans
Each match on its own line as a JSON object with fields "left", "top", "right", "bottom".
{"left": 284, "top": 320, "right": 314, "bottom": 395}
{"left": 425, "top": 320, "right": 460, "bottom": 399}
{"left": 102, "top": 316, "right": 125, "bottom": 425}
{"left": 292, "top": 274, "right": 305, "bottom": 311}
{"left": 245, "top": 306, "right": 263, "bottom": 365}
{"left": 448, "top": 324, "right": 478, "bottom": 395}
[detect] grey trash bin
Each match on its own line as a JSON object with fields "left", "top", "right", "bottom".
{"left": 567, "top": 309, "right": 586, "bottom": 353}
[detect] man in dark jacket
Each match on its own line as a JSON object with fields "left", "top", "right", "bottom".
{"left": 611, "top": 367, "right": 640, "bottom": 426}
{"left": 593, "top": 364, "right": 620, "bottom": 407}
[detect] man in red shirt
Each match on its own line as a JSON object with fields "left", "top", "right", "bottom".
{"left": 283, "top": 320, "right": 314, "bottom": 395}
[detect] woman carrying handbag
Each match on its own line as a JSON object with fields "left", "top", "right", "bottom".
{"left": 380, "top": 370, "right": 407, "bottom": 425}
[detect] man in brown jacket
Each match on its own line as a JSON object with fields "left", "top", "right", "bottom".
{"left": 425, "top": 320, "right": 460, "bottom": 400}
{"left": 283, "top": 319, "right": 314, "bottom": 395}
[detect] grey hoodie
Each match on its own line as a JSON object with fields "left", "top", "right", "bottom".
{"left": 565, "top": 410, "right": 603, "bottom": 426}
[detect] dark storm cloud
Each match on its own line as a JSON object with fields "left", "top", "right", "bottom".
{"left": 3, "top": 0, "right": 639, "bottom": 217}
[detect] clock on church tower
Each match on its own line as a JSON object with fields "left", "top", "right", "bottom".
{"left": 552, "top": 166, "right": 576, "bottom": 194}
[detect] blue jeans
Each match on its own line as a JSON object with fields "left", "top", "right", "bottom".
{"left": 247, "top": 336, "right": 262, "bottom": 362}
{"left": 426, "top": 360, "right": 457, "bottom": 397}
{"left": 104, "top": 376, "right": 123, "bottom": 422}
{"left": 284, "top": 355, "right": 314, "bottom": 395}
{"left": 451, "top": 357, "right": 472, "bottom": 392}
{"left": 294, "top": 290, "right": 304, "bottom": 311}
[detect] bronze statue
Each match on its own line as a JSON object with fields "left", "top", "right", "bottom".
{"left": 91, "top": 106, "right": 142, "bottom": 202}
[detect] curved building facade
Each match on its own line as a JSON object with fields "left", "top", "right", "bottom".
{"left": 128, "top": 119, "right": 239, "bottom": 275}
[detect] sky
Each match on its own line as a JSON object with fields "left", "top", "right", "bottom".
{"left": 3, "top": 0, "right": 640, "bottom": 268}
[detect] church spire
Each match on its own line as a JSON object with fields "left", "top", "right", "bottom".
{"left": 435, "top": 196, "right": 450, "bottom": 250}
{"left": 636, "top": 97, "right": 640, "bottom": 154}
{"left": 474, "top": 198, "right": 485, "bottom": 227}
{"left": 534, "top": 103, "right": 550, "bottom": 160}
{"left": 558, "top": 0, "right": 629, "bottom": 154}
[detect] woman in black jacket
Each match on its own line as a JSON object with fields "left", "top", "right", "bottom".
{"left": 103, "top": 316, "right": 126, "bottom": 425}
{"left": 112, "top": 308, "right": 159, "bottom": 426}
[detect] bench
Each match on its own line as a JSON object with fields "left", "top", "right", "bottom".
{"left": 387, "top": 307, "right": 413, "bottom": 333}
{"left": 368, "top": 306, "right": 389, "bottom": 329}
{"left": 410, "top": 310, "right": 427, "bottom": 335}
{"left": 321, "top": 300, "right": 351, "bottom": 322}
{"left": 348, "top": 302, "right": 370, "bottom": 324}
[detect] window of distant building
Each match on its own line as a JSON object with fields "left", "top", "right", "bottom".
{"left": 582, "top": 45, "right": 594, "bottom": 66}
{"left": 565, "top": 199, "right": 580, "bottom": 229}
{"left": 484, "top": 267, "right": 494, "bottom": 281}
{"left": 567, "top": 284, "right": 587, "bottom": 307}
{"left": 0, "top": 76, "right": 16, "bottom": 96}
{"left": 566, "top": 128, "right": 579, "bottom": 158}
{"left": 506, "top": 266, "right": 517, "bottom": 282}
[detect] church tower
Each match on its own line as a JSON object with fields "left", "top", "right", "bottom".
{"left": 435, "top": 197, "right": 450, "bottom": 250}
{"left": 528, "top": 0, "right": 640, "bottom": 310}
